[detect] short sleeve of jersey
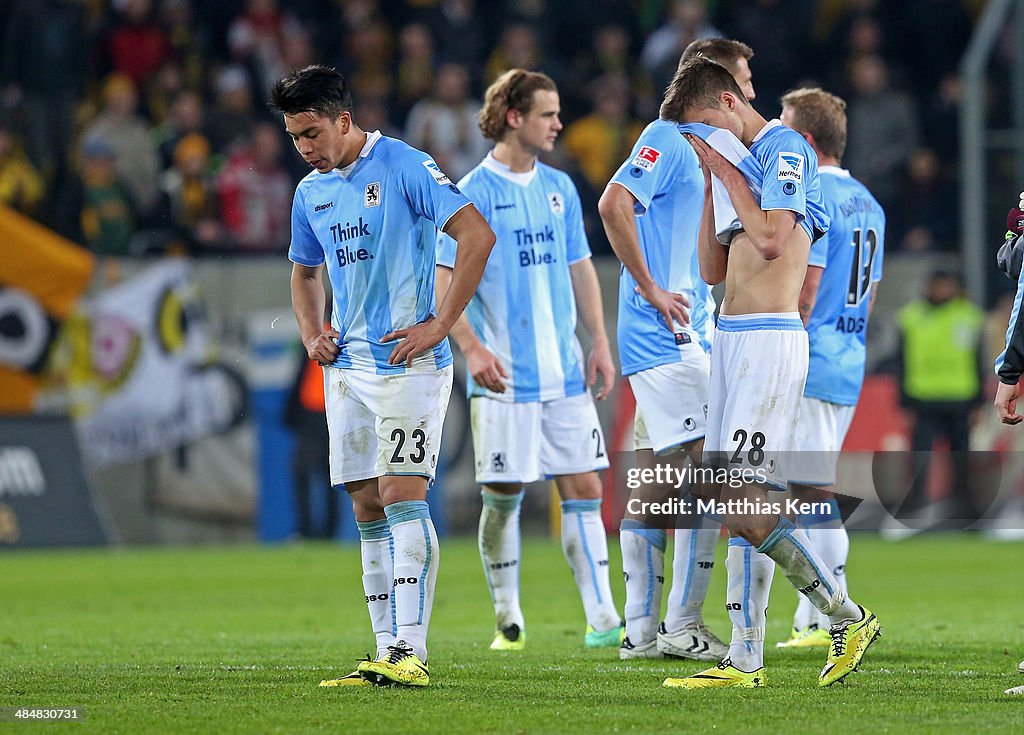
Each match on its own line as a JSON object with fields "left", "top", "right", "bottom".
{"left": 395, "top": 148, "right": 473, "bottom": 232}
{"left": 288, "top": 185, "right": 325, "bottom": 266}
{"left": 807, "top": 198, "right": 835, "bottom": 269}
{"left": 759, "top": 132, "right": 812, "bottom": 220}
{"left": 608, "top": 123, "right": 681, "bottom": 215}
{"left": 435, "top": 229, "right": 456, "bottom": 269}
{"left": 563, "top": 176, "right": 592, "bottom": 264}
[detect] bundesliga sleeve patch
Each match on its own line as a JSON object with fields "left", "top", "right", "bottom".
{"left": 422, "top": 159, "right": 452, "bottom": 185}
{"left": 631, "top": 146, "right": 661, "bottom": 172}
{"left": 777, "top": 152, "right": 804, "bottom": 183}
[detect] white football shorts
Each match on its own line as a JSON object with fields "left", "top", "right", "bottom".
{"left": 703, "top": 313, "right": 808, "bottom": 490}
{"left": 324, "top": 365, "right": 453, "bottom": 485}
{"left": 470, "top": 391, "right": 610, "bottom": 484}
{"left": 788, "top": 396, "right": 857, "bottom": 486}
{"left": 630, "top": 347, "right": 710, "bottom": 454}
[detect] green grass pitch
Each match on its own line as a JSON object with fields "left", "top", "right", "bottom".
{"left": 2, "top": 534, "right": 1022, "bottom": 734}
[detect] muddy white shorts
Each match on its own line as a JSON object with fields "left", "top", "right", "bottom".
{"left": 470, "top": 391, "right": 609, "bottom": 484}
{"left": 703, "top": 313, "right": 808, "bottom": 490}
{"left": 630, "top": 347, "right": 710, "bottom": 454}
{"left": 788, "top": 396, "right": 857, "bottom": 486}
{"left": 324, "top": 365, "right": 453, "bottom": 485}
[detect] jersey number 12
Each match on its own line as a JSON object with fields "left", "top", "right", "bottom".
{"left": 846, "top": 227, "right": 879, "bottom": 307}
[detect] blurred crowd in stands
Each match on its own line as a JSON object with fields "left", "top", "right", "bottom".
{"left": 0, "top": 0, "right": 992, "bottom": 258}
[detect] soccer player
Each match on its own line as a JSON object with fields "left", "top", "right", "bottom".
{"left": 993, "top": 195, "right": 1024, "bottom": 697}
{"left": 598, "top": 38, "right": 755, "bottom": 662}
{"left": 436, "top": 69, "right": 623, "bottom": 651}
{"left": 660, "top": 56, "right": 881, "bottom": 688}
{"left": 776, "top": 88, "right": 885, "bottom": 648}
{"left": 271, "top": 65, "right": 495, "bottom": 688}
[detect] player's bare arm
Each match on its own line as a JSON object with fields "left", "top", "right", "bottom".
{"left": 569, "top": 257, "right": 616, "bottom": 400}
{"left": 695, "top": 159, "right": 728, "bottom": 285}
{"left": 435, "top": 265, "right": 508, "bottom": 393}
{"left": 598, "top": 183, "right": 690, "bottom": 330}
{"left": 290, "top": 263, "right": 340, "bottom": 365}
{"left": 685, "top": 133, "right": 799, "bottom": 261}
{"left": 799, "top": 265, "right": 824, "bottom": 326}
{"left": 384, "top": 205, "right": 495, "bottom": 366}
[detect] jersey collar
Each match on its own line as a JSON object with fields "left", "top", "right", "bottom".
{"left": 751, "top": 118, "right": 783, "bottom": 143}
{"left": 333, "top": 129, "right": 383, "bottom": 178}
{"left": 481, "top": 150, "right": 537, "bottom": 187}
{"left": 819, "top": 165, "right": 851, "bottom": 177}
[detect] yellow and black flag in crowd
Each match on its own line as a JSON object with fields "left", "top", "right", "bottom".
{"left": 0, "top": 204, "right": 95, "bottom": 413}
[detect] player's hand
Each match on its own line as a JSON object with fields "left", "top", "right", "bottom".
{"left": 382, "top": 316, "right": 447, "bottom": 367}
{"left": 994, "top": 380, "right": 1023, "bottom": 425}
{"left": 587, "top": 339, "right": 616, "bottom": 401}
{"left": 465, "top": 342, "right": 508, "bottom": 393}
{"left": 685, "top": 134, "right": 741, "bottom": 187}
{"left": 635, "top": 283, "right": 690, "bottom": 331}
{"left": 305, "top": 328, "right": 341, "bottom": 366}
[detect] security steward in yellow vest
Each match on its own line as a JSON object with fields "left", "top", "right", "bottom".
{"left": 896, "top": 270, "right": 985, "bottom": 522}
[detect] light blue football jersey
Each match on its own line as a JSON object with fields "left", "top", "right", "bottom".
{"left": 803, "top": 166, "right": 885, "bottom": 405}
{"left": 679, "top": 120, "right": 830, "bottom": 245}
{"left": 288, "top": 131, "right": 471, "bottom": 375}
{"left": 436, "top": 153, "right": 590, "bottom": 403}
{"left": 608, "top": 119, "right": 716, "bottom": 376}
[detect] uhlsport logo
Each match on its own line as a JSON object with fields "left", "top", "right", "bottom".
{"left": 314, "top": 200, "right": 333, "bottom": 212}
{"left": 777, "top": 152, "right": 804, "bottom": 182}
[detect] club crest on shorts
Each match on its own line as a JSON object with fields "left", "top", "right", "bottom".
{"left": 490, "top": 452, "right": 507, "bottom": 473}
{"left": 364, "top": 182, "right": 381, "bottom": 207}
{"left": 548, "top": 192, "right": 564, "bottom": 214}
{"left": 684, "top": 417, "right": 696, "bottom": 431}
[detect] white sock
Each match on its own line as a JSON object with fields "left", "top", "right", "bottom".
{"left": 724, "top": 537, "right": 775, "bottom": 672}
{"left": 663, "top": 511, "right": 722, "bottom": 632}
{"left": 385, "top": 500, "right": 439, "bottom": 662}
{"left": 479, "top": 489, "right": 525, "bottom": 630}
{"left": 357, "top": 519, "right": 395, "bottom": 658}
{"left": 619, "top": 520, "right": 666, "bottom": 645}
{"left": 757, "top": 516, "right": 860, "bottom": 626}
{"left": 561, "top": 499, "right": 621, "bottom": 632}
{"left": 808, "top": 500, "right": 850, "bottom": 629}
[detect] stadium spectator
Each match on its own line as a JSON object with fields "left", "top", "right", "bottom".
{"left": 77, "top": 137, "right": 136, "bottom": 256}
{"left": 640, "top": 0, "right": 721, "bottom": 92}
{"left": 158, "top": 0, "right": 207, "bottom": 92}
{"left": 894, "top": 148, "right": 958, "bottom": 252}
{"left": 1, "top": 0, "right": 88, "bottom": 189}
{"left": 405, "top": 63, "right": 489, "bottom": 181}
{"left": 567, "top": 24, "right": 655, "bottom": 121}
{"left": 484, "top": 23, "right": 545, "bottom": 85}
{"left": 101, "top": 0, "right": 173, "bottom": 88}
{"left": 81, "top": 73, "right": 162, "bottom": 216}
{"left": 896, "top": 269, "right": 985, "bottom": 523}
{"left": 393, "top": 23, "right": 436, "bottom": 125}
{"left": 422, "top": 0, "right": 487, "bottom": 72}
{"left": 843, "top": 54, "right": 920, "bottom": 213}
{"left": 0, "top": 120, "right": 45, "bottom": 216}
{"left": 217, "top": 121, "right": 292, "bottom": 253}
{"left": 152, "top": 89, "right": 206, "bottom": 170}
{"left": 227, "top": 0, "right": 304, "bottom": 95}
{"left": 158, "top": 133, "right": 222, "bottom": 252}
{"left": 561, "top": 74, "right": 644, "bottom": 195}
{"left": 203, "top": 65, "right": 260, "bottom": 154}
